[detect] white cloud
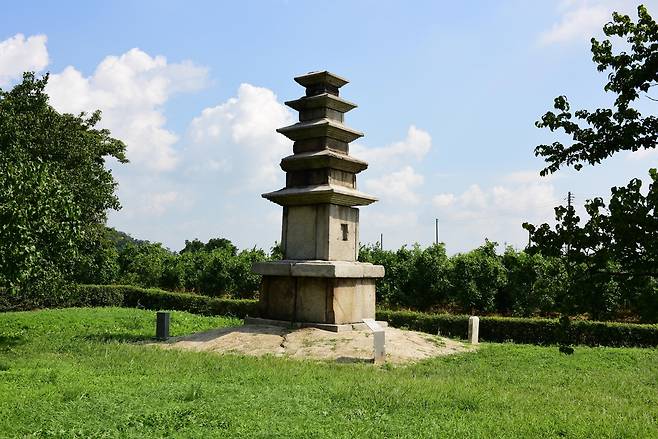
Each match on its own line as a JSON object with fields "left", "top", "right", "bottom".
{"left": 434, "top": 180, "right": 558, "bottom": 220}
{"left": 503, "top": 169, "right": 555, "bottom": 184}
{"left": 46, "top": 48, "right": 208, "bottom": 172}
{"left": 0, "top": 34, "right": 49, "bottom": 86}
{"left": 460, "top": 184, "right": 488, "bottom": 210}
{"left": 538, "top": 0, "right": 629, "bottom": 46}
{"left": 425, "top": 175, "right": 561, "bottom": 251}
{"left": 186, "top": 83, "right": 294, "bottom": 188}
{"left": 143, "top": 191, "right": 180, "bottom": 216}
{"left": 364, "top": 165, "right": 425, "bottom": 204}
{"left": 432, "top": 193, "right": 455, "bottom": 208}
{"left": 351, "top": 125, "right": 431, "bottom": 165}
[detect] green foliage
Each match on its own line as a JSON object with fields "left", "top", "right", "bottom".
{"left": 72, "top": 226, "right": 120, "bottom": 285}
{"left": 524, "top": 171, "right": 658, "bottom": 321}
{"left": 118, "top": 242, "right": 173, "bottom": 288}
{"left": 0, "top": 154, "right": 81, "bottom": 293}
{"left": 3, "top": 282, "right": 657, "bottom": 347}
{"left": 526, "top": 6, "right": 658, "bottom": 325}
{"left": 0, "top": 73, "right": 126, "bottom": 296}
{"left": 117, "top": 285, "right": 259, "bottom": 317}
{"left": 500, "top": 247, "right": 567, "bottom": 316}
{"left": 180, "top": 237, "right": 237, "bottom": 255}
{"left": 534, "top": 5, "right": 658, "bottom": 174}
{"left": 0, "top": 283, "right": 124, "bottom": 311}
{"left": 114, "top": 237, "right": 267, "bottom": 298}
{"left": 359, "top": 243, "right": 451, "bottom": 309}
{"left": 105, "top": 227, "right": 146, "bottom": 252}
{"left": 359, "top": 240, "right": 656, "bottom": 321}
{"left": 449, "top": 241, "right": 507, "bottom": 313}
{"left": 376, "top": 309, "right": 658, "bottom": 348}
{"left": 0, "top": 284, "right": 259, "bottom": 318}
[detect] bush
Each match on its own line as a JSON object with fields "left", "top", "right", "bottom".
{"left": 449, "top": 241, "right": 507, "bottom": 313}
{"left": 118, "top": 242, "right": 173, "bottom": 288}
{"left": 376, "top": 309, "right": 469, "bottom": 339}
{"left": 120, "top": 285, "right": 258, "bottom": 317}
{"left": 501, "top": 248, "right": 567, "bottom": 316}
{"left": 359, "top": 243, "right": 451, "bottom": 309}
{"left": 0, "top": 284, "right": 259, "bottom": 318}
{"left": 376, "top": 309, "right": 658, "bottom": 347}
{"left": 118, "top": 238, "right": 268, "bottom": 298}
{"left": 0, "top": 283, "right": 124, "bottom": 311}
{"left": 4, "top": 283, "right": 656, "bottom": 347}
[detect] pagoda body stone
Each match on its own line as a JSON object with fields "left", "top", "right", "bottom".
{"left": 252, "top": 71, "right": 384, "bottom": 327}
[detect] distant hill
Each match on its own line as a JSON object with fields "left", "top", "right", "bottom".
{"left": 105, "top": 227, "right": 146, "bottom": 251}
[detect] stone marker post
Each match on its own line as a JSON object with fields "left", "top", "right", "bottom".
{"left": 156, "top": 311, "right": 170, "bottom": 340}
{"left": 252, "top": 71, "right": 384, "bottom": 331}
{"left": 363, "top": 318, "right": 386, "bottom": 363}
{"left": 468, "top": 316, "right": 479, "bottom": 344}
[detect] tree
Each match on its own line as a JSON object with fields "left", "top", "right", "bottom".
{"left": 534, "top": 5, "right": 658, "bottom": 175}
{"left": 524, "top": 5, "right": 658, "bottom": 322}
{"left": 0, "top": 73, "right": 127, "bottom": 295}
{"left": 450, "top": 241, "right": 507, "bottom": 314}
{"left": 118, "top": 242, "right": 173, "bottom": 287}
{"left": 180, "top": 237, "right": 237, "bottom": 255}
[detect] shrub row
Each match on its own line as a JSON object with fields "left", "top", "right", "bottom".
{"left": 0, "top": 284, "right": 125, "bottom": 311}
{"left": 0, "top": 284, "right": 259, "bottom": 318}
{"left": 3, "top": 284, "right": 656, "bottom": 347}
{"left": 376, "top": 309, "right": 658, "bottom": 347}
{"left": 361, "top": 242, "right": 658, "bottom": 322}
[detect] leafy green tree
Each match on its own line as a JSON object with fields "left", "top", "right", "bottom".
{"left": 359, "top": 243, "right": 452, "bottom": 309}
{"left": 501, "top": 247, "right": 567, "bottom": 317}
{"left": 117, "top": 242, "right": 173, "bottom": 288}
{"left": 534, "top": 5, "right": 658, "bottom": 174}
{"left": 449, "top": 241, "right": 507, "bottom": 313}
{"left": 525, "top": 5, "right": 658, "bottom": 322}
{"left": 180, "top": 239, "right": 206, "bottom": 254}
{"left": 105, "top": 227, "right": 145, "bottom": 252}
{"left": 0, "top": 73, "right": 126, "bottom": 296}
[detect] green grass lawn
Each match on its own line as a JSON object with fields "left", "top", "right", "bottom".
{"left": 0, "top": 308, "right": 656, "bottom": 438}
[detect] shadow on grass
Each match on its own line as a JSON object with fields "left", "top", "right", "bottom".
{"left": 0, "top": 334, "right": 25, "bottom": 351}
{"left": 335, "top": 356, "right": 374, "bottom": 364}
{"left": 78, "top": 333, "right": 154, "bottom": 344}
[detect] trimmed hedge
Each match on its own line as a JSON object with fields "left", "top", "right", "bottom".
{"left": 0, "top": 284, "right": 259, "bottom": 318}
{"left": 0, "top": 284, "right": 125, "bottom": 311}
{"left": 3, "top": 284, "right": 657, "bottom": 347}
{"left": 118, "top": 285, "right": 258, "bottom": 317}
{"left": 376, "top": 309, "right": 658, "bottom": 348}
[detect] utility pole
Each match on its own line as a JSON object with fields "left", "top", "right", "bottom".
{"left": 566, "top": 191, "right": 573, "bottom": 255}
{"left": 435, "top": 218, "right": 439, "bottom": 245}
{"left": 380, "top": 233, "right": 383, "bottom": 250}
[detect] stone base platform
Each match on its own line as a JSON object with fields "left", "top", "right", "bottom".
{"left": 253, "top": 260, "right": 385, "bottom": 325}
{"left": 244, "top": 316, "right": 388, "bottom": 333}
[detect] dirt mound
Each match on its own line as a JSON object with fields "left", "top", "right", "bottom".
{"left": 156, "top": 324, "right": 474, "bottom": 364}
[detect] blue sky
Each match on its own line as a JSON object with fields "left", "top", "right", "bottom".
{"left": 1, "top": 0, "right": 656, "bottom": 254}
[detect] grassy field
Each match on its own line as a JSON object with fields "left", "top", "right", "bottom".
{"left": 0, "top": 308, "right": 656, "bottom": 438}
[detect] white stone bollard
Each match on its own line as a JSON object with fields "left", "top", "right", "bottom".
{"left": 468, "top": 316, "right": 479, "bottom": 344}
{"left": 363, "top": 318, "right": 386, "bottom": 363}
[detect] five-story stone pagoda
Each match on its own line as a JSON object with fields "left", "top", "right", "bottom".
{"left": 251, "top": 71, "right": 384, "bottom": 331}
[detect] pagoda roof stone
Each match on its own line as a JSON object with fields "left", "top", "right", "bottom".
{"left": 294, "top": 71, "right": 349, "bottom": 89}
{"left": 277, "top": 118, "right": 363, "bottom": 143}
{"left": 285, "top": 93, "right": 357, "bottom": 113}
{"left": 262, "top": 184, "right": 377, "bottom": 207}
{"left": 280, "top": 150, "right": 368, "bottom": 173}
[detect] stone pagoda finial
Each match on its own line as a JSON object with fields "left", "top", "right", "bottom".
{"left": 252, "top": 71, "right": 384, "bottom": 330}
